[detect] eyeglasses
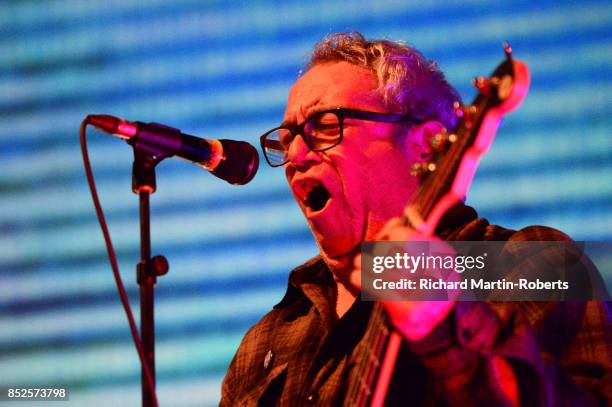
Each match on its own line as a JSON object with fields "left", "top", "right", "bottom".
{"left": 259, "top": 107, "right": 424, "bottom": 167}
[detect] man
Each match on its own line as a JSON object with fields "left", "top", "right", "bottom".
{"left": 221, "top": 32, "right": 610, "bottom": 406}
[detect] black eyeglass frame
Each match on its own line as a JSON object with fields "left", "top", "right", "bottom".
{"left": 259, "top": 107, "right": 424, "bottom": 167}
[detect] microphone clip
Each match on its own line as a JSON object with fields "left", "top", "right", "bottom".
{"left": 128, "top": 122, "right": 183, "bottom": 162}
{"left": 132, "top": 147, "right": 161, "bottom": 194}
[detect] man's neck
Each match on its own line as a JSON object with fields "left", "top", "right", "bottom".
{"left": 335, "top": 280, "right": 357, "bottom": 318}
{"left": 334, "top": 272, "right": 359, "bottom": 319}
{"left": 320, "top": 250, "right": 360, "bottom": 318}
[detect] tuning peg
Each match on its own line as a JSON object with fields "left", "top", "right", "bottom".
{"left": 411, "top": 162, "right": 426, "bottom": 177}
{"left": 430, "top": 132, "right": 446, "bottom": 151}
{"left": 503, "top": 41, "right": 512, "bottom": 60}
{"left": 411, "top": 162, "right": 437, "bottom": 178}
{"left": 453, "top": 101, "right": 464, "bottom": 118}
{"left": 489, "top": 75, "right": 513, "bottom": 100}
{"left": 454, "top": 101, "right": 477, "bottom": 128}
{"left": 453, "top": 102, "right": 477, "bottom": 116}
{"left": 431, "top": 130, "right": 458, "bottom": 150}
{"left": 472, "top": 76, "right": 491, "bottom": 95}
{"left": 429, "top": 128, "right": 448, "bottom": 151}
{"left": 502, "top": 41, "right": 512, "bottom": 57}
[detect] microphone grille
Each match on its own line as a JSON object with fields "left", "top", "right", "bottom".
{"left": 212, "top": 140, "right": 259, "bottom": 185}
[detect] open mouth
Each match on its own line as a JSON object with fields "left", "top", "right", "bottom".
{"left": 304, "top": 183, "right": 331, "bottom": 212}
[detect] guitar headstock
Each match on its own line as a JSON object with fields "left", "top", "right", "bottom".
{"left": 411, "top": 43, "right": 529, "bottom": 180}
{"left": 471, "top": 42, "right": 530, "bottom": 114}
{"left": 408, "top": 43, "right": 531, "bottom": 234}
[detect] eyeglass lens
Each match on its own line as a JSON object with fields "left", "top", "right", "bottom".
{"left": 262, "top": 112, "right": 342, "bottom": 166}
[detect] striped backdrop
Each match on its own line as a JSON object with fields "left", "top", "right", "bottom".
{"left": 0, "top": 1, "right": 610, "bottom": 405}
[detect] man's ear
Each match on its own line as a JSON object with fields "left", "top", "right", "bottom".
{"left": 402, "top": 120, "right": 447, "bottom": 163}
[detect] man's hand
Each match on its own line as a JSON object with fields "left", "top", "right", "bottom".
{"left": 351, "top": 217, "right": 456, "bottom": 342}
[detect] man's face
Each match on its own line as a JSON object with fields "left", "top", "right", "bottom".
{"left": 283, "top": 61, "right": 424, "bottom": 272}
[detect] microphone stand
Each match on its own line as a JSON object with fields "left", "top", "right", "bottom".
{"left": 83, "top": 115, "right": 257, "bottom": 406}
{"left": 132, "top": 147, "right": 169, "bottom": 407}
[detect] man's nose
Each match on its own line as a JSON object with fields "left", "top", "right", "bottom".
{"left": 286, "top": 134, "right": 321, "bottom": 170}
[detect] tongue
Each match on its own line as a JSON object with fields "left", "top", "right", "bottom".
{"left": 305, "top": 184, "right": 330, "bottom": 212}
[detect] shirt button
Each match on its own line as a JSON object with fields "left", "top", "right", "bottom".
{"left": 263, "top": 349, "right": 274, "bottom": 370}
{"left": 461, "top": 328, "right": 473, "bottom": 342}
{"left": 306, "top": 392, "right": 318, "bottom": 403}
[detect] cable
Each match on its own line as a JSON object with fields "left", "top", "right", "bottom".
{"left": 80, "top": 118, "right": 159, "bottom": 407}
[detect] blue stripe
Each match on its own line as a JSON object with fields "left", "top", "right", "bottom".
{"left": 0, "top": 1, "right": 610, "bottom": 405}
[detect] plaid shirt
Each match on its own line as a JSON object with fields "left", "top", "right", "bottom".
{"left": 220, "top": 205, "right": 611, "bottom": 406}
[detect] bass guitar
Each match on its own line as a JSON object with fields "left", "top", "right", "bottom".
{"left": 344, "top": 42, "right": 530, "bottom": 407}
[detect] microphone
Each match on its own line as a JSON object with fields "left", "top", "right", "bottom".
{"left": 86, "top": 114, "right": 259, "bottom": 185}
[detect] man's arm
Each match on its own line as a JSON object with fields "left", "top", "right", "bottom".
{"left": 409, "top": 300, "right": 611, "bottom": 406}
{"left": 353, "top": 215, "right": 611, "bottom": 405}
{"left": 378, "top": 224, "right": 612, "bottom": 406}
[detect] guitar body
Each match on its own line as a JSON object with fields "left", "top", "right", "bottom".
{"left": 346, "top": 45, "right": 531, "bottom": 407}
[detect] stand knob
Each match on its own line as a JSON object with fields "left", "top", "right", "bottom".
{"left": 152, "top": 255, "right": 169, "bottom": 276}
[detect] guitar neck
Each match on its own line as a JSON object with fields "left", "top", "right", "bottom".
{"left": 343, "top": 302, "right": 391, "bottom": 407}
{"left": 411, "top": 94, "right": 488, "bottom": 222}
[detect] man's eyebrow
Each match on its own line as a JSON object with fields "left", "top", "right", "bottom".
{"left": 279, "top": 103, "right": 337, "bottom": 127}
{"left": 304, "top": 104, "right": 337, "bottom": 117}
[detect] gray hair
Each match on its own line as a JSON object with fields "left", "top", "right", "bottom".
{"left": 308, "top": 32, "right": 461, "bottom": 130}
